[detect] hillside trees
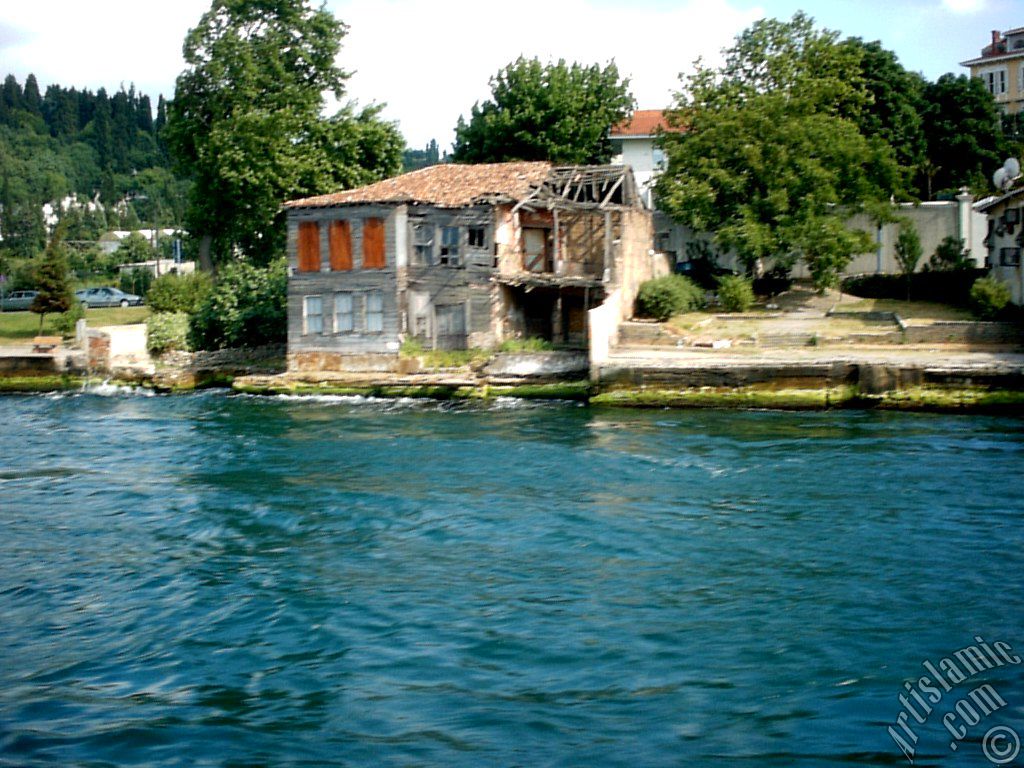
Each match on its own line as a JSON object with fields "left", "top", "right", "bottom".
{"left": 452, "top": 57, "right": 634, "bottom": 164}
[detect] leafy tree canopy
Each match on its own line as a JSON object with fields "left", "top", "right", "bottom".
{"left": 452, "top": 57, "right": 634, "bottom": 165}
{"left": 166, "top": 0, "right": 403, "bottom": 268}
{"left": 920, "top": 74, "right": 1007, "bottom": 197}
{"left": 656, "top": 13, "right": 900, "bottom": 290}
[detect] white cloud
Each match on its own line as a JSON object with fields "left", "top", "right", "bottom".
{"left": 941, "top": 0, "right": 986, "bottom": 14}
{"left": 3, "top": 0, "right": 209, "bottom": 99}
{"left": 2, "top": 0, "right": 761, "bottom": 149}
{"left": 331, "top": 0, "right": 762, "bottom": 148}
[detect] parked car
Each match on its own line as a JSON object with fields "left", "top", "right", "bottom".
{"left": 75, "top": 287, "right": 143, "bottom": 308}
{"left": 0, "top": 290, "right": 39, "bottom": 311}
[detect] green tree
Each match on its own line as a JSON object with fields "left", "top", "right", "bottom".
{"left": 116, "top": 231, "right": 155, "bottom": 264}
{"left": 22, "top": 74, "right": 42, "bottom": 117}
{"left": 452, "top": 57, "right": 634, "bottom": 164}
{"left": 166, "top": 0, "right": 402, "bottom": 269}
{"left": 30, "top": 222, "right": 73, "bottom": 331}
{"left": 843, "top": 39, "right": 927, "bottom": 195}
{"left": 656, "top": 13, "right": 899, "bottom": 290}
{"left": 921, "top": 74, "right": 1006, "bottom": 196}
{"left": 894, "top": 221, "right": 922, "bottom": 299}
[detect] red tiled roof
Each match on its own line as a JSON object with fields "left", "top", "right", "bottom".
{"left": 610, "top": 110, "right": 683, "bottom": 137}
{"left": 284, "top": 162, "right": 552, "bottom": 209}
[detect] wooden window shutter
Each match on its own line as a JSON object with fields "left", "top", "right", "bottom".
{"left": 297, "top": 222, "right": 321, "bottom": 272}
{"left": 362, "top": 218, "right": 386, "bottom": 269}
{"left": 329, "top": 220, "right": 352, "bottom": 271}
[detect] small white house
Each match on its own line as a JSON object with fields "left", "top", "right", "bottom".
{"left": 98, "top": 229, "right": 182, "bottom": 255}
{"left": 609, "top": 110, "right": 681, "bottom": 208}
{"left": 977, "top": 187, "right": 1024, "bottom": 303}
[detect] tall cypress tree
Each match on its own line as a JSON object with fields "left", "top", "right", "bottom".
{"left": 23, "top": 74, "right": 42, "bottom": 116}
{"left": 30, "top": 221, "right": 73, "bottom": 332}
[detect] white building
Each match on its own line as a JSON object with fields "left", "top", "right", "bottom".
{"left": 609, "top": 110, "right": 680, "bottom": 208}
{"left": 977, "top": 187, "right": 1024, "bottom": 303}
{"left": 98, "top": 229, "right": 182, "bottom": 255}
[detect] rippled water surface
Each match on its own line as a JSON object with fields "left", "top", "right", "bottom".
{"left": 0, "top": 392, "right": 1022, "bottom": 767}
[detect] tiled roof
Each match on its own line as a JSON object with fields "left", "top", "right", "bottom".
{"left": 284, "top": 162, "right": 552, "bottom": 208}
{"left": 610, "top": 110, "right": 683, "bottom": 137}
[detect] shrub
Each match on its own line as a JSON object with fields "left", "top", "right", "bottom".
{"left": 841, "top": 269, "right": 986, "bottom": 306}
{"left": 927, "top": 236, "right": 972, "bottom": 272}
{"left": 52, "top": 301, "right": 85, "bottom": 338}
{"left": 147, "top": 311, "right": 191, "bottom": 354}
{"left": 146, "top": 271, "right": 213, "bottom": 314}
{"left": 716, "top": 275, "right": 755, "bottom": 313}
{"left": 119, "top": 267, "right": 153, "bottom": 297}
{"left": 636, "top": 275, "right": 704, "bottom": 321}
{"left": 189, "top": 258, "right": 287, "bottom": 350}
{"left": 969, "top": 277, "right": 1011, "bottom": 320}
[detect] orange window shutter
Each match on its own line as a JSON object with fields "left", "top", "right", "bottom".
{"left": 329, "top": 220, "right": 353, "bottom": 271}
{"left": 362, "top": 218, "right": 386, "bottom": 269}
{"left": 297, "top": 222, "right": 321, "bottom": 272}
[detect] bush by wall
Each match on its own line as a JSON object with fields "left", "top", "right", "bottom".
{"left": 716, "top": 275, "right": 755, "bottom": 313}
{"left": 841, "top": 269, "right": 986, "bottom": 306}
{"left": 119, "top": 267, "right": 153, "bottom": 297}
{"left": 52, "top": 301, "right": 85, "bottom": 338}
{"left": 146, "top": 272, "right": 213, "bottom": 314}
{"left": 636, "top": 275, "right": 705, "bottom": 321}
{"left": 969, "top": 277, "right": 1012, "bottom": 320}
{"left": 147, "top": 311, "right": 191, "bottom": 354}
{"left": 189, "top": 258, "right": 287, "bottom": 350}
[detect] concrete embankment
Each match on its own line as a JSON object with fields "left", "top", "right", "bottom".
{"left": 3, "top": 343, "right": 1024, "bottom": 413}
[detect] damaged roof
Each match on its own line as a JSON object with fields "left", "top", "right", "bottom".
{"left": 284, "top": 162, "right": 552, "bottom": 209}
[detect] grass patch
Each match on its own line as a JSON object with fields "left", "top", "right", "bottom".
{"left": 496, "top": 337, "right": 555, "bottom": 353}
{"left": 0, "top": 306, "right": 150, "bottom": 344}
{"left": 835, "top": 297, "right": 972, "bottom": 321}
{"left": 399, "top": 338, "right": 490, "bottom": 369}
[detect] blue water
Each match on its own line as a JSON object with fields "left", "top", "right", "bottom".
{"left": 0, "top": 391, "right": 1022, "bottom": 767}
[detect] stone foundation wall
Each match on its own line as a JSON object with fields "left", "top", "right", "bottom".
{"left": 902, "top": 322, "right": 1024, "bottom": 345}
{"left": 288, "top": 350, "right": 401, "bottom": 373}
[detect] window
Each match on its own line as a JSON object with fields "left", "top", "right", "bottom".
{"left": 652, "top": 148, "right": 666, "bottom": 168}
{"left": 297, "top": 221, "right": 321, "bottom": 272}
{"left": 334, "top": 292, "right": 353, "bottom": 332}
{"left": 983, "top": 68, "right": 1008, "bottom": 95}
{"left": 413, "top": 222, "right": 434, "bottom": 265}
{"left": 467, "top": 227, "right": 486, "bottom": 248}
{"left": 1000, "top": 247, "right": 1021, "bottom": 266}
{"left": 329, "top": 220, "right": 352, "bottom": 271}
{"left": 439, "top": 226, "right": 460, "bottom": 265}
{"left": 362, "top": 218, "right": 386, "bottom": 268}
{"left": 366, "top": 290, "right": 384, "bottom": 333}
{"left": 523, "top": 227, "right": 551, "bottom": 272}
{"left": 303, "top": 295, "right": 323, "bottom": 334}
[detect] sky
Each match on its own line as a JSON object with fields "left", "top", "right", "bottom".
{"left": 0, "top": 0, "right": 1020, "bottom": 149}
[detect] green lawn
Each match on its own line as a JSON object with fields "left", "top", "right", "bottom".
{"left": 835, "top": 297, "right": 973, "bottom": 321}
{"left": 0, "top": 307, "right": 150, "bottom": 344}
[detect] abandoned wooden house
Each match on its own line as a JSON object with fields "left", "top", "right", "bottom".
{"left": 283, "top": 161, "right": 657, "bottom": 371}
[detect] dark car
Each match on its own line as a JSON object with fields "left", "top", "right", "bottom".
{"left": 674, "top": 257, "right": 736, "bottom": 289}
{"left": 75, "top": 287, "right": 143, "bottom": 308}
{"left": 0, "top": 290, "right": 39, "bottom": 311}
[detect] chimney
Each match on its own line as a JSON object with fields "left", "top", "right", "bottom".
{"left": 992, "top": 29, "right": 1001, "bottom": 49}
